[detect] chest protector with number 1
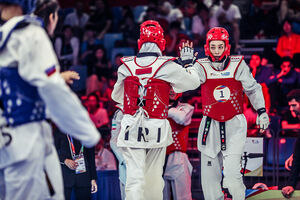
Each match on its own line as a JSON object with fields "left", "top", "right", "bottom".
{"left": 198, "top": 56, "right": 244, "bottom": 122}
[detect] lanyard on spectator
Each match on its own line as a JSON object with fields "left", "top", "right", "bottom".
{"left": 67, "top": 135, "right": 84, "bottom": 160}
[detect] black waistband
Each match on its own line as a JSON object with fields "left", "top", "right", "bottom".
{"left": 220, "top": 122, "right": 226, "bottom": 151}
{"left": 202, "top": 117, "right": 212, "bottom": 145}
{"left": 201, "top": 117, "right": 227, "bottom": 151}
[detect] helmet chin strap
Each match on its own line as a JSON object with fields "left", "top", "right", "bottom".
{"left": 208, "top": 55, "right": 227, "bottom": 63}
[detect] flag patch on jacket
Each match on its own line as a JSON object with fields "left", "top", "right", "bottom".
{"left": 45, "top": 65, "right": 56, "bottom": 76}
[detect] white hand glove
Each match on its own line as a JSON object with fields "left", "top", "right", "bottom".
{"left": 180, "top": 46, "right": 195, "bottom": 67}
{"left": 256, "top": 112, "right": 270, "bottom": 130}
{"left": 180, "top": 46, "right": 194, "bottom": 62}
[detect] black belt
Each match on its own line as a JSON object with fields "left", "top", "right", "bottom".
{"left": 201, "top": 117, "right": 227, "bottom": 151}
{"left": 202, "top": 117, "right": 211, "bottom": 145}
{"left": 220, "top": 122, "right": 226, "bottom": 151}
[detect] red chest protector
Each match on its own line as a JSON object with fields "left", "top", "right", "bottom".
{"left": 166, "top": 118, "right": 190, "bottom": 155}
{"left": 197, "top": 56, "right": 244, "bottom": 122}
{"left": 122, "top": 56, "right": 175, "bottom": 119}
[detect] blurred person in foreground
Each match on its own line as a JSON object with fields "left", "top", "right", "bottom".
{"left": 0, "top": 0, "right": 99, "bottom": 199}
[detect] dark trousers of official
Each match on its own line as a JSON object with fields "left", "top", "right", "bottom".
{"left": 65, "top": 186, "right": 91, "bottom": 200}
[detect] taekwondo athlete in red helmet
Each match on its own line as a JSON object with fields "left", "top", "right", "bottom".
{"left": 182, "top": 27, "right": 270, "bottom": 199}
{"left": 163, "top": 88, "right": 194, "bottom": 200}
{"left": 111, "top": 20, "right": 200, "bottom": 200}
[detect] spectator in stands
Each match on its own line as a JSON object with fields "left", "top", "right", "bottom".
{"left": 54, "top": 25, "right": 79, "bottom": 70}
{"left": 192, "top": 2, "right": 218, "bottom": 47}
{"left": 282, "top": 89, "right": 300, "bottom": 198}
{"left": 137, "top": 0, "right": 158, "bottom": 23}
{"left": 266, "top": 57, "right": 299, "bottom": 109}
{"left": 276, "top": 19, "right": 300, "bottom": 59}
{"left": 143, "top": 7, "right": 169, "bottom": 32}
{"left": 86, "top": 45, "right": 112, "bottom": 80}
{"left": 183, "top": 0, "right": 198, "bottom": 19}
{"left": 88, "top": 0, "right": 112, "bottom": 40}
{"left": 118, "top": 13, "right": 139, "bottom": 49}
{"left": 112, "top": 53, "right": 123, "bottom": 70}
{"left": 214, "top": 0, "right": 242, "bottom": 52}
{"left": 85, "top": 93, "right": 109, "bottom": 130}
{"left": 85, "top": 74, "right": 101, "bottom": 96}
{"left": 158, "top": 1, "right": 186, "bottom": 30}
{"left": 209, "top": 0, "right": 221, "bottom": 16}
{"left": 63, "top": 1, "right": 89, "bottom": 29}
{"left": 80, "top": 25, "right": 103, "bottom": 64}
{"left": 281, "top": 88, "right": 300, "bottom": 130}
{"left": 249, "top": 53, "right": 273, "bottom": 84}
{"left": 165, "top": 21, "right": 189, "bottom": 56}
{"left": 279, "top": 0, "right": 300, "bottom": 31}
{"left": 246, "top": 0, "right": 281, "bottom": 39}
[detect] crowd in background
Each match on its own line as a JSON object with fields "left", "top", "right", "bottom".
{"left": 52, "top": 0, "right": 300, "bottom": 172}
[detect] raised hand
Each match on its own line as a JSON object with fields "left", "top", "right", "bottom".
{"left": 179, "top": 40, "right": 198, "bottom": 67}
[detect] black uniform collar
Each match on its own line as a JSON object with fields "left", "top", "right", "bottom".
{"left": 137, "top": 52, "right": 160, "bottom": 57}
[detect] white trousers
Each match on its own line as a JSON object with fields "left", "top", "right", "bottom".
{"left": 163, "top": 151, "right": 193, "bottom": 200}
{"left": 201, "top": 152, "right": 246, "bottom": 200}
{"left": 44, "top": 145, "right": 65, "bottom": 200}
{"left": 122, "top": 147, "right": 166, "bottom": 200}
{"left": 120, "top": 181, "right": 125, "bottom": 200}
{"left": 0, "top": 122, "right": 64, "bottom": 200}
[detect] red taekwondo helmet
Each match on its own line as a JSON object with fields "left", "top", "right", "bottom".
{"left": 138, "top": 20, "right": 166, "bottom": 52}
{"left": 204, "top": 27, "right": 231, "bottom": 61}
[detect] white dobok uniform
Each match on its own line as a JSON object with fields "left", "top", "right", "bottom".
{"left": 0, "top": 16, "right": 100, "bottom": 200}
{"left": 111, "top": 43, "right": 200, "bottom": 200}
{"left": 163, "top": 102, "right": 194, "bottom": 200}
{"left": 191, "top": 56, "right": 266, "bottom": 200}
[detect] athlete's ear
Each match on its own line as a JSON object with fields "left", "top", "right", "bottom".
{"left": 49, "top": 13, "right": 54, "bottom": 22}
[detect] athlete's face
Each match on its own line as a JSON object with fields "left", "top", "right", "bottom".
{"left": 209, "top": 40, "right": 225, "bottom": 59}
{"left": 288, "top": 99, "right": 300, "bottom": 118}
